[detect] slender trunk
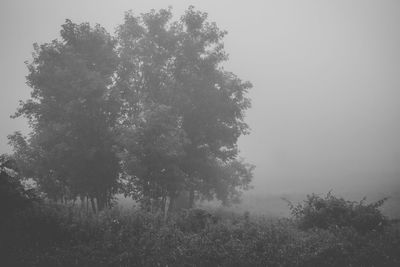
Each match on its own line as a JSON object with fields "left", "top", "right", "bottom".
{"left": 163, "top": 195, "right": 171, "bottom": 222}
{"left": 90, "top": 197, "right": 97, "bottom": 214}
{"left": 96, "top": 190, "right": 108, "bottom": 211}
{"left": 97, "top": 195, "right": 104, "bottom": 211}
{"left": 86, "top": 196, "right": 89, "bottom": 215}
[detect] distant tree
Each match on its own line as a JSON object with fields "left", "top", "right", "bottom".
{"left": 9, "top": 20, "right": 120, "bottom": 211}
{"left": 116, "top": 7, "right": 254, "bottom": 211}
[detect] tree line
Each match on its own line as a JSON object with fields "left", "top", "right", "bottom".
{"left": 8, "top": 7, "right": 254, "bottom": 214}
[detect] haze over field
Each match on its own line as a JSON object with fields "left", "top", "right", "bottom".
{"left": 1, "top": 0, "right": 399, "bottom": 209}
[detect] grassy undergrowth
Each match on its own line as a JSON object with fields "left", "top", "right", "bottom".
{"left": 1, "top": 198, "right": 400, "bottom": 267}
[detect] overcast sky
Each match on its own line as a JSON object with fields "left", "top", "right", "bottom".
{"left": 1, "top": 0, "right": 399, "bottom": 195}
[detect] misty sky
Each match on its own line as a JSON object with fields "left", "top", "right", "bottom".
{"left": 1, "top": 0, "right": 399, "bottom": 195}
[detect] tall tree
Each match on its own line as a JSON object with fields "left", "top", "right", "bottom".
{"left": 10, "top": 20, "right": 120, "bottom": 211}
{"left": 116, "top": 7, "right": 254, "bottom": 210}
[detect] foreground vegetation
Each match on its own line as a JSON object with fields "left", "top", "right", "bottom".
{"left": 2, "top": 157, "right": 399, "bottom": 266}
{"left": 2, "top": 200, "right": 399, "bottom": 266}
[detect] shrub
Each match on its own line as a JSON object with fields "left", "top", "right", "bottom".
{"left": 287, "top": 191, "right": 389, "bottom": 233}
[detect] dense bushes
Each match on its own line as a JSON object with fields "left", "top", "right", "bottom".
{"left": 287, "top": 192, "right": 390, "bottom": 234}
{"left": 2, "top": 199, "right": 400, "bottom": 267}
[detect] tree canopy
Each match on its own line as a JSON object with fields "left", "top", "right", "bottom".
{"left": 10, "top": 20, "right": 120, "bottom": 211}
{"left": 10, "top": 7, "right": 254, "bottom": 212}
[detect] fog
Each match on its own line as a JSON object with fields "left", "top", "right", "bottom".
{"left": 1, "top": 0, "right": 399, "bottom": 213}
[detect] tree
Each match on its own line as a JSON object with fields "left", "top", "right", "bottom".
{"left": 116, "top": 7, "right": 254, "bottom": 211}
{"left": 10, "top": 7, "right": 253, "bottom": 213}
{"left": 10, "top": 20, "right": 120, "bottom": 211}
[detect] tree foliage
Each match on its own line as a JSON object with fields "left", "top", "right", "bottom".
{"left": 9, "top": 7, "right": 254, "bottom": 211}
{"left": 116, "top": 7, "right": 254, "bottom": 209}
{"left": 10, "top": 20, "right": 120, "bottom": 210}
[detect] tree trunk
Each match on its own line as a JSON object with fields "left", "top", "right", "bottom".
{"left": 90, "top": 197, "right": 97, "bottom": 214}
{"left": 96, "top": 190, "right": 108, "bottom": 211}
{"left": 97, "top": 195, "right": 105, "bottom": 211}
{"left": 85, "top": 196, "right": 89, "bottom": 215}
{"left": 163, "top": 195, "right": 172, "bottom": 222}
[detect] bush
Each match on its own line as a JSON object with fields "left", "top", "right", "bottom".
{"left": 287, "top": 192, "right": 389, "bottom": 233}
